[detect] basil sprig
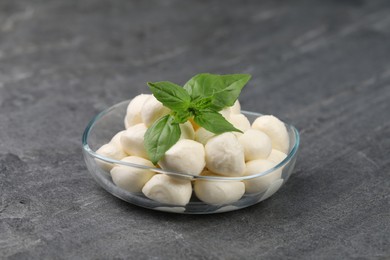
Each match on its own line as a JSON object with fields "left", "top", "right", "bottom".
{"left": 144, "top": 73, "right": 251, "bottom": 164}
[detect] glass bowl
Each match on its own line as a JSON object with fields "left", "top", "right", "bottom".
{"left": 82, "top": 100, "right": 300, "bottom": 214}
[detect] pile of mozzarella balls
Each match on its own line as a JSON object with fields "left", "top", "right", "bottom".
{"left": 96, "top": 94, "right": 290, "bottom": 206}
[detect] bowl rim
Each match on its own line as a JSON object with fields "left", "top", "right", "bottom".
{"left": 82, "top": 100, "right": 300, "bottom": 181}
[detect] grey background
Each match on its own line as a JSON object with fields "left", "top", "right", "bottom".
{"left": 1, "top": 0, "right": 389, "bottom": 259}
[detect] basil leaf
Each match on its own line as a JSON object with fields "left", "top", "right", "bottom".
{"left": 173, "top": 110, "right": 191, "bottom": 124}
{"left": 144, "top": 115, "right": 181, "bottom": 164}
{"left": 184, "top": 73, "right": 251, "bottom": 110}
{"left": 183, "top": 73, "right": 220, "bottom": 100}
{"left": 192, "top": 96, "right": 214, "bottom": 109}
{"left": 193, "top": 110, "right": 242, "bottom": 134}
{"left": 148, "top": 81, "right": 191, "bottom": 111}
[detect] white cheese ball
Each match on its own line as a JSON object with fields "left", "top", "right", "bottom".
{"left": 195, "top": 127, "right": 215, "bottom": 145}
{"left": 260, "top": 179, "right": 284, "bottom": 201}
{"left": 220, "top": 100, "right": 241, "bottom": 119}
{"left": 124, "top": 116, "right": 132, "bottom": 129}
{"left": 205, "top": 133, "right": 245, "bottom": 176}
{"left": 124, "top": 94, "right": 151, "bottom": 129}
{"left": 219, "top": 108, "right": 231, "bottom": 120}
{"left": 229, "top": 114, "right": 251, "bottom": 133}
{"left": 238, "top": 129, "right": 272, "bottom": 161}
{"left": 252, "top": 115, "right": 290, "bottom": 154}
{"left": 243, "top": 159, "right": 282, "bottom": 194}
{"left": 158, "top": 139, "right": 205, "bottom": 176}
{"left": 110, "top": 130, "right": 126, "bottom": 149}
{"left": 194, "top": 171, "right": 245, "bottom": 205}
{"left": 110, "top": 156, "right": 155, "bottom": 193}
{"left": 120, "top": 123, "right": 148, "bottom": 159}
{"left": 95, "top": 143, "right": 127, "bottom": 172}
{"left": 267, "top": 149, "right": 287, "bottom": 165}
{"left": 179, "top": 121, "right": 195, "bottom": 140}
{"left": 142, "top": 174, "right": 192, "bottom": 206}
{"left": 141, "top": 95, "right": 170, "bottom": 127}
{"left": 230, "top": 100, "right": 241, "bottom": 114}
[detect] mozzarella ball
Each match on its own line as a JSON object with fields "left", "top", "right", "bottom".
{"left": 267, "top": 149, "right": 287, "bottom": 165}
{"left": 124, "top": 94, "right": 151, "bottom": 129}
{"left": 205, "top": 133, "right": 245, "bottom": 176}
{"left": 230, "top": 100, "right": 241, "bottom": 114}
{"left": 229, "top": 114, "right": 251, "bottom": 133}
{"left": 243, "top": 159, "right": 282, "bottom": 194}
{"left": 142, "top": 174, "right": 192, "bottom": 206}
{"left": 238, "top": 129, "right": 272, "bottom": 161}
{"left": 141, "top": 95, "right": 170, "bottom": 127}
{"left": 110, "top": 130, "right": 126, "bottom": 149}
{"left": 252, "top": 115, "right": 290, "bottom": 153}
{"left": 179, "top": 121, "right": 195, "bottom": 140}
{"left": 219, "top": 108, "right": 231, "bottom": 120}
{"left": 260, "top": 179, "right": 284, "bottom": 201}
{"left": 195, "top": 127, "right": 215, "bottom": 145}
{"left": 110, "top": 156, "right": 155, "bottom": 193}
{"left": 219, "top": 100, "right": 241, "bottom": 119}
{"left": 124, "top": 116, "right": 131, "bottom": 129}
{"left": 95, "top": 143, "right": 127, "bottom": 172}
{"left": 194, "top": 171, "right": 245, "bottom": 205}
{"left": 120, "top": 123, "right": 148, "bottom": 159}
{"left": 158, "top": 139, "right": 205, "bottom": 176}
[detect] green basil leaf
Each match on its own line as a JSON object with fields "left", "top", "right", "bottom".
{"left": 192, "top": 96, "right": 214, "bottom": 109}
{"left": 144, "top": 114, "right": 181, "bottom": 164}
{"left": 184, "top": 73, "right": 251, "bottom": 110}
{"left": 193, "top": 110, "right": 242, "bottom": 134}
{"left": 183, "top": 73, "right": 220, "bottom": 100}
{"left": 148, "top": 81, "right": 191, "bottom": 111}
{"left": 173, "top": 110, "right": 191, "bottom": 124}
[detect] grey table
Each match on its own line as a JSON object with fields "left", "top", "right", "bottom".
{"left": 1, "top": 0, "right": 389, "bottom": 259}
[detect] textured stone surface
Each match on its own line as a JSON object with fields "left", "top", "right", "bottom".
{"left": 1, "top": 0, "right": 389, "bottom": 259}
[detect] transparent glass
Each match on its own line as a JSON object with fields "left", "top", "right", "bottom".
{"left": 82, "top": 100, "right": 300, "bottom": 214}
